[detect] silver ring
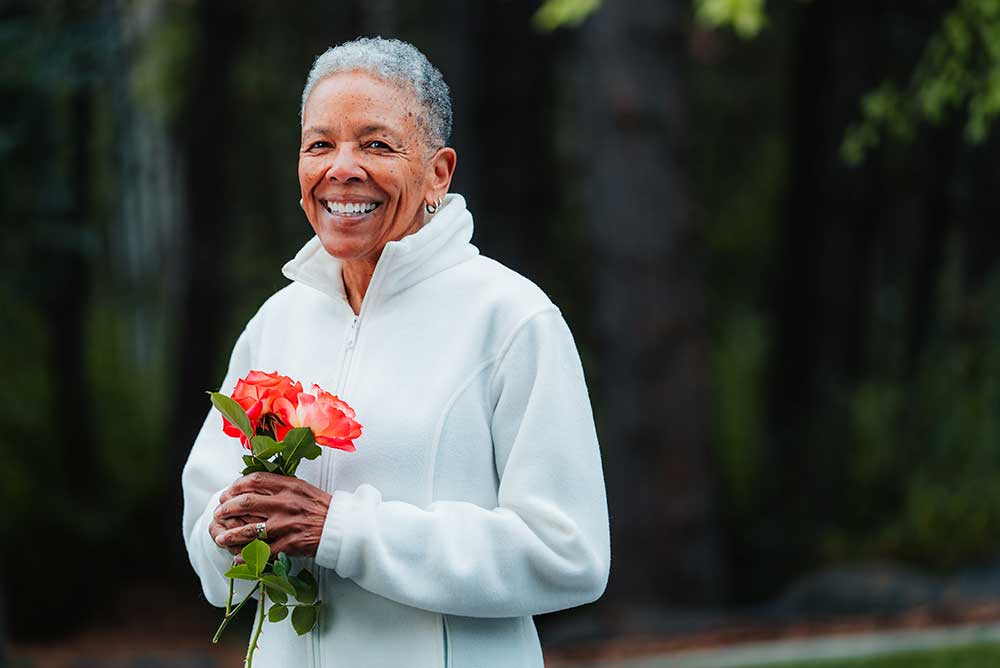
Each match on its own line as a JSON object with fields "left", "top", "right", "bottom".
{"left": 254, "top": 521, "right": 268, "bottom": 541}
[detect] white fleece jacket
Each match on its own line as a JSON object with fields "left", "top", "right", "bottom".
{"left": 181, "top": 194, "right": 610, "bottom": 668}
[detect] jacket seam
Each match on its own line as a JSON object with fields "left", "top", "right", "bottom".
{"left": 426, "top": 356, "right": 499, "bottom": 504}
{"left": 486, "top": 306, "right": 561, "bottom": 392}
{"left": 425, "top": 305, "right": 560, "bottom": 505}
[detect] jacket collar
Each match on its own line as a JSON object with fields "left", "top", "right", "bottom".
{"left": 281, "top": 193, "right": 479, "bottom": 305}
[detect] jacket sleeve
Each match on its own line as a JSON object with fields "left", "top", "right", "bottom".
{"left": 314, "top": 308, "right": 611, "bottom": 618}
{"left": 181, "top": 326, "right": 258, "bottom": 607}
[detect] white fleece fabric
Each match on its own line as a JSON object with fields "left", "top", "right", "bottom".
{"left": 181, "top": 194, "right": 610, "bottom": 668}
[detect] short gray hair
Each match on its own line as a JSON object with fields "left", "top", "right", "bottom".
{"left": 300, "top": 37, "right": 452, "bottom": 149}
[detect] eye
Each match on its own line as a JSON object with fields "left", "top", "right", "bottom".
{"left": 307, "top": 141, "right": 331, "bottom": 150}
{"left": 364, "top": 140, "right": 392, "bottom": 150}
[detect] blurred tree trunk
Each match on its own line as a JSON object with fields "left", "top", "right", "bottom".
{"left": 166, "top": 1, "right": 246, "bottom": 553}
{"left": 0, "top": 567, "right": 6, "bottom": 668}
{"left": 46, "top": 66, "right": 98, "bottom": 503}
{"left": 575, "top": 0, "right": 723, "bottom": 606}
{"left": 109, "top": 1, "right": 186, "bottom": 373}
{"left": 429, "top": 0, "right": 482, "bottom": 216}
{"left": 766, "top": 0, "right": 876, "bottom": 573}
{"left": 765, "top": 0, "right": 928, "bottom": 574}
{"left": 964, "top": 131, "right": 1000, "bottom": 286}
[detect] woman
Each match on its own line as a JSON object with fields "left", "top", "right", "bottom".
{"left": 182, "top": 37, "right": 610, "bottom": 668}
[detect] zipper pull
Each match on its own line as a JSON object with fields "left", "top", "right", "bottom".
{"left": 345, "top": 316, "right": 360, "bottom": 348}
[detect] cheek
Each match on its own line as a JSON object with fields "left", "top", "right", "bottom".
{"left": 298, "top": 159, "right": 324, "bottom": 188}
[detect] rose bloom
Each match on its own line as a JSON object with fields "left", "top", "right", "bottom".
{"left": 273, "top": 385, "right": 362, "bottom": 451}
{"left": 223, "top": 370, "right": 303, "bottom": 447}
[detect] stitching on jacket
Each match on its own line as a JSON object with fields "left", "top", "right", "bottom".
{"left": 426, "top": 356, "right": 498, "bottom": 504}
{"left": 425, "top": 306, "right": 561, "bottom": 505}
{"left": 486, "top": 306, "right": 561, "bottom": 392}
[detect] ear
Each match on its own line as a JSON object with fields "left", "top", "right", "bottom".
{"left": 426, "top": 147, "right": 457, "bottom": 200}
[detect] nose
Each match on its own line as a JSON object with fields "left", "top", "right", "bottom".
{"left": 324, "top": 144, "right": 367, "bottom": 182}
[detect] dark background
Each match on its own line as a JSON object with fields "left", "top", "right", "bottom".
{"left": 4, "top": 0, "right": 1000, "bottom": 659}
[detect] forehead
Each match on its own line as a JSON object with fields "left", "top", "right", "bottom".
{"left": 302, "top": 71, "right": 420, "bottom": 136}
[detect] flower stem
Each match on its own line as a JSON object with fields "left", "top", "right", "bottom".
{"left": 213, "top": 581, "right": 261, "bottom": 644}
{"left": 246, "top": 587, "right": 267, "bottom": 667}
{"left": 225, "top": 575, "right": 234, "bottom": 616}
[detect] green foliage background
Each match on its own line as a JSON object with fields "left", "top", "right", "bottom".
{"left": 5, "top": 0, "right": 1000, "bottom": 641}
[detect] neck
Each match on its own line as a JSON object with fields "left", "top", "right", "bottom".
{"left": 340, "top": 212, "right": 429, "bottom": 314}
{"left": 342, "top": 258, "right": 377, "bottom": 315}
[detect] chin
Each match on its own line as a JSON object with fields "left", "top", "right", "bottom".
{"left": 315, "top": 233, "right": 373, "bottom": 262}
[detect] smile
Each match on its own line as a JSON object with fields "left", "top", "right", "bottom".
{"left": 321, "top": 200, "right": 381, "bottom": 216}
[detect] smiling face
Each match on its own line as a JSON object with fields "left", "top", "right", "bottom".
{"left": 298, "top": 71, "right": 454, "bottom": 264}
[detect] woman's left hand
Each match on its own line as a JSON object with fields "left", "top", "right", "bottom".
{"left": 213, "top": 472, "right": 332, "bottom": 558}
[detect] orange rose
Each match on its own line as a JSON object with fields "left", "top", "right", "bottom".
{"left": 273, "top": 385, "right": 362, "bottom": 452}
{"left": 222, "top": 371, "right": 303, "bottom": 447}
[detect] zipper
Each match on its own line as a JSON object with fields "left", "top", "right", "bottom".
{"left": 330, "top": 315, "right": 360, "bottom": 391}
{"left": 313, "top": 312, "right": 359, "bottom": 668}
{"left": 442, "top": 615, "right": 451, "bottom": 668}
{"left": 311, "top": 311, "right": 359, "bottom": 667}
{"left": 312, "top": 251, "right": 392, "bottom": 667}
{"left": 345, "top": 316, "right": 360, "bottom": 348}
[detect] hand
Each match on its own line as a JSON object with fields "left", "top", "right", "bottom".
{"left": 208, "top": 513, "right": 264, "bottom": 557}
{"left": 211, "top": 472, "right": 333, "bottom": 559}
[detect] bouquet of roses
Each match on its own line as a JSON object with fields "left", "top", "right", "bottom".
{"left": 207, "top": 370, "right": 361, "bottom": 666}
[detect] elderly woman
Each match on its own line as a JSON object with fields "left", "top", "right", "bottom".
{"left": 182, "top": 37, "right": 609, "bottom": 667}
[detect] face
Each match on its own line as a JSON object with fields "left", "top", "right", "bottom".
{"left": 298, "top": 71, "right": 454, "bottom": 264}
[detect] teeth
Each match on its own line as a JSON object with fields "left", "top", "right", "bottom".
{"left": 325, "top": 201, "right": 379, "bottom": 215}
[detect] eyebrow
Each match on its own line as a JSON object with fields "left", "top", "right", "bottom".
{"left": 301, "top": 124, "right": 405, "bottom": 143}
{"left": 302, "top": 126, "right": 330, "bottom": 139}
{"left": 359, "top": 124, "right": 403, "bottom": 141}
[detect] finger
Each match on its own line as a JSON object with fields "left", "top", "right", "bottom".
{"left": 228, "top": 472, "right": 286, "bottom": 497}
{"left": 216, "top": 520, "right": 272, "bottom": 549}
{"left": 209, "top": 520, "right": 247, "bottom": 555}
{"left": 214, "top": 493, "right": 275, "bottom": 521}
{"left": 223, "top": 514, "right": 262, "bottom": 530}
{"left": 215, "top": 522, "right": 252, "bottom": 549}
{"left": 208, "top": 520, "right": 227, "bottom": 542}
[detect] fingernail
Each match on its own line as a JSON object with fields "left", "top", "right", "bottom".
{"left": 215, "top": 533, "right": 226, "bottom": 546}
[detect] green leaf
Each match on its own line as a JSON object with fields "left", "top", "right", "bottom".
{"left": 273, "top": 556, "right": 289, "bottom": 579}
{"left": 262, "top": 458, "right": 279, "bottom": 472}
{"left": 532, "top": 0, "right": 601, "bottom": 32}
{"left": 281, "top": 428, "right": 316, "bottom": 463}
{"left": 252, "top": 435, "right": 282, "bottom": 460}
{"left": 260, "top": 573, "right": 296, "bottom": 598}
{"left": 289, "top": 569, "right": 318, "bottom": 604}
{"left": 242, "top": 455, "right": 256, "bottom": 468}
{"left": 240, "top": 463, "right": 268, "bottom": 476}
{"left": 264, "top": 582, "right": 288, "bottom": 604}
{"left": 300, "top": 442, "right": 323, "bottom": 461}
{"left": 242, "top": 540, "right": 271, "bottom": 577}
{"left": 209, "top": 392, "right": 252, "bottom": 439}
{"left": 291, "top": 604, "right": 319, "bottom": 636}
{"left": 694, "top": 0, "right": 767, "bottom": 39}
{"left": 277, "top": 552, "right": 291, "bottom": 576}
{"left": 268, "top": 603, "right": 289, "bottom": 623}
{"left": 224, "top": 563, "right": 258, "bottom": 582}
